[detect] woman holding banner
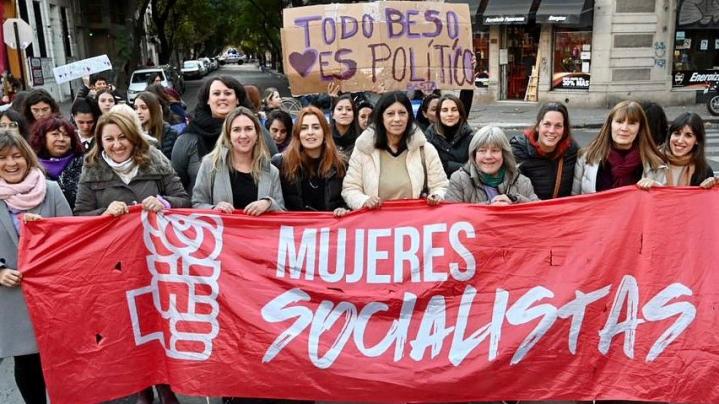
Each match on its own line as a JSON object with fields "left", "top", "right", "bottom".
{"left": 636, "top": 112, "right": 717, "bottom": 189}
{"left": 572, "top": 101, "right": 667, "bottom": 195}
{"left": 0, "top": 130, "right": 72, "bottom": 404}
{"left": 272, "top": 106, "right": 348, "bottom": 215}
{"left": 192, "top": 107, "right": 284, "bottom": 215}
{"left": 510, "top": 102, "right": 579, "bottom": 200}
{"left": 342, "top": 91, "right": 448, "bottom": 210}
{"left": 425, "top": 93, "right": 475, "bottom": 177}
{"left": 446, "top": 126, "right": 538, "bottom": 204}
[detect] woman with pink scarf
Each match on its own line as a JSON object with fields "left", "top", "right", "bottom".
{"left": 0, "top": 130, "right": 72, "bottom": 404}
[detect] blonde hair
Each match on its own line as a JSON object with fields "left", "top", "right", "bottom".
{"left": 209, "top": 107, "right": 270, "bottom": 182}
{"left": 87, "top": 111, "right": 151, "bottom": 167}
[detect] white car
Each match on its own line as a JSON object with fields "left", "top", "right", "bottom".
{"left": 182, "top": 60, "right": 203, "bottom": 79}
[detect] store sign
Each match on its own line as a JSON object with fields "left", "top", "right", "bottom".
{"left": 30, "top": 57, "right": 43, "bottom": 86}
{"left": 552, "top": 72, "right": 590, "bottom": 89}
{"left": 547, "top": 15, "right": 568, "bottom": 22}
{"left": 672, "top": 70, "right": 719, "bottom": 87}
{"left": 484, "top": 16, "right": 526, "bottom": 24}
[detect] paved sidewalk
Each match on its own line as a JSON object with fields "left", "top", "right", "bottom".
{"left": 466, "top": 100, "right": 719, "bottom": 130}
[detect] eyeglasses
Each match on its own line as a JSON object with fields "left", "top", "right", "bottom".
{"left": 0, "top": 122, "right": 18, "bottom": 129}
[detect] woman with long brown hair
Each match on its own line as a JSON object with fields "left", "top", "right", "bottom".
{"left": 272, "top": 106, "right": 348, "bottom": 216}
{"left": 572, "top": 100, "right": 667, "bottom": 195}
{"left": 134, "top": 91, "right": 179, "bottom": 159}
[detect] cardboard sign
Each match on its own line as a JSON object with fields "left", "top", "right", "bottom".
{"left": 281, "top": 1, "right": 474, "bottom": 95}
{"left": 52, "top": 55, "right": 112, "bottom": 84}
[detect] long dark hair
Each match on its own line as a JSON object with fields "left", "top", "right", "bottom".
{"left": 415, "top": 92, "right": 440, "bottom": 128}
{"left": 23, "top": 89, "right": 60, "bottom": 124}
{"left": 640, "top": 101, "right": 668, "bottom": 146}
{"left": 526, "top": 102, "right": 572, "bottom": 143}
{"left": 666, "top": 112, "right": 709, "bottom": 179}
{"left": 282, "top": 106, "right": 346, "bottom": 181}
{"left": 331, "top": 93, "right": 359, "bottom": 135}
{"left": 435, "top": 94, "right": 467, "bottom": 134}
{"left": 196, "top": 75, "right": 252, "bottom": 114}
{"left": 372, "top": 91, "right": 416, "bottom": 150}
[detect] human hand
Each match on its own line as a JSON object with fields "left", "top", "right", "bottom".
{"left": 328, "top": 81, "right": 341, "bottom": 98}
{"left": 103, "top": 201, "right": 129, "bottom": 216}
{"left": 636, "top": 178, "right": 659, "bottom": 190}
{"left": 333, "top": 207, "right": 350, "bottom": 217}
{"left": 363, "top": 196, "right": 382, "bottom": 209}
{"left": 700, "top": 176, "right": 718, "bottom": 189}
{"left": 0, "top": 268, "right": 22, "bottom": 287}
{"left": 141, "top": 196, "right": 165, "bottom": 212}
{"left": 490, "top": 194, "right": 513, "bottom": 206}
{"left": 426, "top": 194, "right": 442, "bottom": 206}
{"left": 213, "top": 201, "right": 234, "bottom": 214}
{"left": 22, "top": 213, "right": 43, "bottom": 222}
{"left": 244, "top": 199, "right": 272, "bottom": 216}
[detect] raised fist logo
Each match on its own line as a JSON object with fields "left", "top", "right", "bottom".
{"left": 126, "top": 212, "right": 224, "bottom": 361}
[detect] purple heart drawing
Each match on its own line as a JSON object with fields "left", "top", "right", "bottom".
{"left": 289, "top": 49, "right": 318, "bottom": 78}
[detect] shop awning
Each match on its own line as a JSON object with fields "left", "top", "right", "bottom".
{"left": 480, "top": 0, "right": 534, "bottom": 25}
{"left": 536, "top": 0, "right": 594, "bottom": 25}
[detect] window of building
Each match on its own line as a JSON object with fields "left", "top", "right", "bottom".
{"left": 32, "top": 1, "right": 48, "bottom": 58}
{"left": 552, "top": 29, "right": 592, "bottom": 90}
{"left": 474, "top": 27, "right": 490, "bottom": 87}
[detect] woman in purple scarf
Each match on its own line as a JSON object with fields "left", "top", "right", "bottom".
{"left": 29, "top": 117, "right": 84, "bottom": 208}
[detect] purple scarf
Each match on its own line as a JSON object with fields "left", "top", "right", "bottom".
{"left": 39, "top": 154, "right": 76, "bottom": 179}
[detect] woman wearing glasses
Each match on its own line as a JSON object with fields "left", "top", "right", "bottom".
{"left": 0, "top": 110, "right": 29, "bottom": 139}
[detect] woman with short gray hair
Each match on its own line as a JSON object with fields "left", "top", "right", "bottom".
{"left": 446, "top": 126, "right": 538, "bottom": 204}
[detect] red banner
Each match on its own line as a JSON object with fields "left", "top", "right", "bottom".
{"left": 19, "top": 187, "right": 719, "bottom": 404}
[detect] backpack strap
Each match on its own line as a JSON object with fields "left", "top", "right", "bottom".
{"left": 420, "top": 146, "right": 429, "bottom": 197}
{"left": 552, "top": 157, "right": 565, "bottom": 199}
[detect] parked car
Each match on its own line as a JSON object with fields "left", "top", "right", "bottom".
{"left": 182, "top": 60, "right": 203, "bottom": 80}
{"left": 219, "top": 47, "right": 245, "bottom": 65}
{"left": 127, "top": 65, "right": 185, "bottom": 104}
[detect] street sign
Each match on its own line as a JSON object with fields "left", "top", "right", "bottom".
{"left": 3, "top": 18, "right": 33, "bottom": 50}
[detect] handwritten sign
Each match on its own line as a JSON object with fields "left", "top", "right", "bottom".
{"left": 52, "top": 55, "right": 112, "bottom": 84}
{"left": 282, "top": 1, "right": 474, "bottom": 95}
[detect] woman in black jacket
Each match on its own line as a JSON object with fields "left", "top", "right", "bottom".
{"left": 134, "top": 91, "right": 178, "bottom": 160}
{"left": 510, "top": 102, "right": 578, "bottom": 199}
{"left": 272, "top": 106, "right": 348, "bottom": 216}
{"left": 424, "top": 93, "right": 475, "bottom": 177}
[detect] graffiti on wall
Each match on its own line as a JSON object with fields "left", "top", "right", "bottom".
{"left": 654, "top": 42, "right": 666, "bottom": 68}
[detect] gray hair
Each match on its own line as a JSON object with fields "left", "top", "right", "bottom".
{"left": 468, "top": 126, "right": 518, "bottom": 176}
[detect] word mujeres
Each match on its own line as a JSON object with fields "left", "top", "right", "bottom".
{"left": 289, "top": 7, "right": 474, "bottom": 85}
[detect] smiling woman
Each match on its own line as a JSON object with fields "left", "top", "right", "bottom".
{"left": 28, "top": 117, "right": 85, "bottom": 207}
{"left": 74, "top": 111, "right": 190, "bottom": 216}
{"left": 424, "top": 94, "right": 474, "bottom": 177}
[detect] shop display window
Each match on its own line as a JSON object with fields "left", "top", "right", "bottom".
{"left": 552, "top": 30, "right": 592, "bottom": 90}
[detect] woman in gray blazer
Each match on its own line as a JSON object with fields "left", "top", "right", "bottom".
{"left": 0, "top": 130, "right": 72, "bottom": 404}
{"left": 192, "top": 107, "right": 284, "bottom": 215}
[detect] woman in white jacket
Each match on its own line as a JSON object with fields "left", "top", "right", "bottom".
{"left": 572, "top": 100, "right": 667, "bottom": 195}
{"left": 342, "top": 91, "right": 448, "bottom": 210}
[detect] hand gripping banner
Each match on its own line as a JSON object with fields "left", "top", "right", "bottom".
{"left": 18, "top": 187, "right": 719, "bottom": 404}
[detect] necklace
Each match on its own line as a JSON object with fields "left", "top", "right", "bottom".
{"left": 308, "top": 177, "right": 320, "bottom": 189}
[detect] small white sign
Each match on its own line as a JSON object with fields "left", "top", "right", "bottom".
{"left": 701, "top": 39, "right": 709, "bottom": 51}
{"left": 499, "top": 49, "right": 508, "bottom": 65}
{"left": 582, "top": 62, "right": 590, "bottom": 73}
{"left": 581, "top": 51, "right": 591, "bottom": 60}
{"left": 52, "top": 55, "right": 112, "bottom": 84}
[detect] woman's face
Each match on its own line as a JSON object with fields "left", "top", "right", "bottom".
{"left": 670, "top": 125, "right": 698, "bottom": 158}
{"left": 153, "top": 75, "right": 163, "bottom": 85}
{"left": 611, "top": 116, "right": 640, "bottom": 150}
{"left": 0, "top": 146, "right": 28, "bottom": 184}
{"left": 230, "top": 115, "right": 258, "bottom": 155}
{"left": 97, "top": 93, "right": 116, "bottom": 114}
{"left": 475, "top": 144, "right": 504, "bottom": 176}
{"left": 30, "top": 101, "right": 53, "bottom": 121}
{"left": 333, "top": 99, "right": 354, "bottom": 126}
{"left": 134, "top": 98, "right": 150, "bottom": 126}
{"left": 423, "top": 98, "right": 439, "bottom": 123}
{"left": 537, "top": 111, "right": 565, "bottom": 152}
{"left": 357, "top": 107, "right": 373, "bottom": 130}
{"left": 439, "top": 99, "right": 460, "bottom": 127}
{"left": 269, "top": 91, "right": 282, "bottom": 109}
{"left": 299, "top": 114, "right": 323, "bottom": 153}
{"left": 208, "top": 80, "right": 239, "bottom": 118}
{"left": 269, "top": 119, "right": 288, "bottom": 145}
{"left": 382, "top": 102, "right": 409, "bottom": 138}
{"left": 45, "top": 127, "right": 72, "bottom": 157}
{"left": 101, "top": 123, "right": 134, "bottom": 163}
{"left": 0, "top": 115, "right": 20, "bottom": 136}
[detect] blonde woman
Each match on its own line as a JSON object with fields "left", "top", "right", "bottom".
{"left": 192, "top": 107, "right": 284, "bottom": 215}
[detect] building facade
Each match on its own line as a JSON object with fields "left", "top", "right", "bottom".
{"left": 471, "top": 0, "right": 703, "bottom": 107}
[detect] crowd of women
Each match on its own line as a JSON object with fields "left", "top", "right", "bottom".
{"left": 0, "top": 73, "right": 717, "bottom": 403}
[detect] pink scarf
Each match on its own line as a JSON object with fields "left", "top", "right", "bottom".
{"left": 0, "top": 168, "right": 47, "bottom": 211}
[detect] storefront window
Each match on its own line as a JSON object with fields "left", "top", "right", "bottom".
{"left": 474, "top": 28, "right": 490, "bottom": 87}
{"left": 673, "top": 0, "right": 719, "bottom": 88}
{"left": 552, "top": 30, "right": 592, "bottom": 90}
